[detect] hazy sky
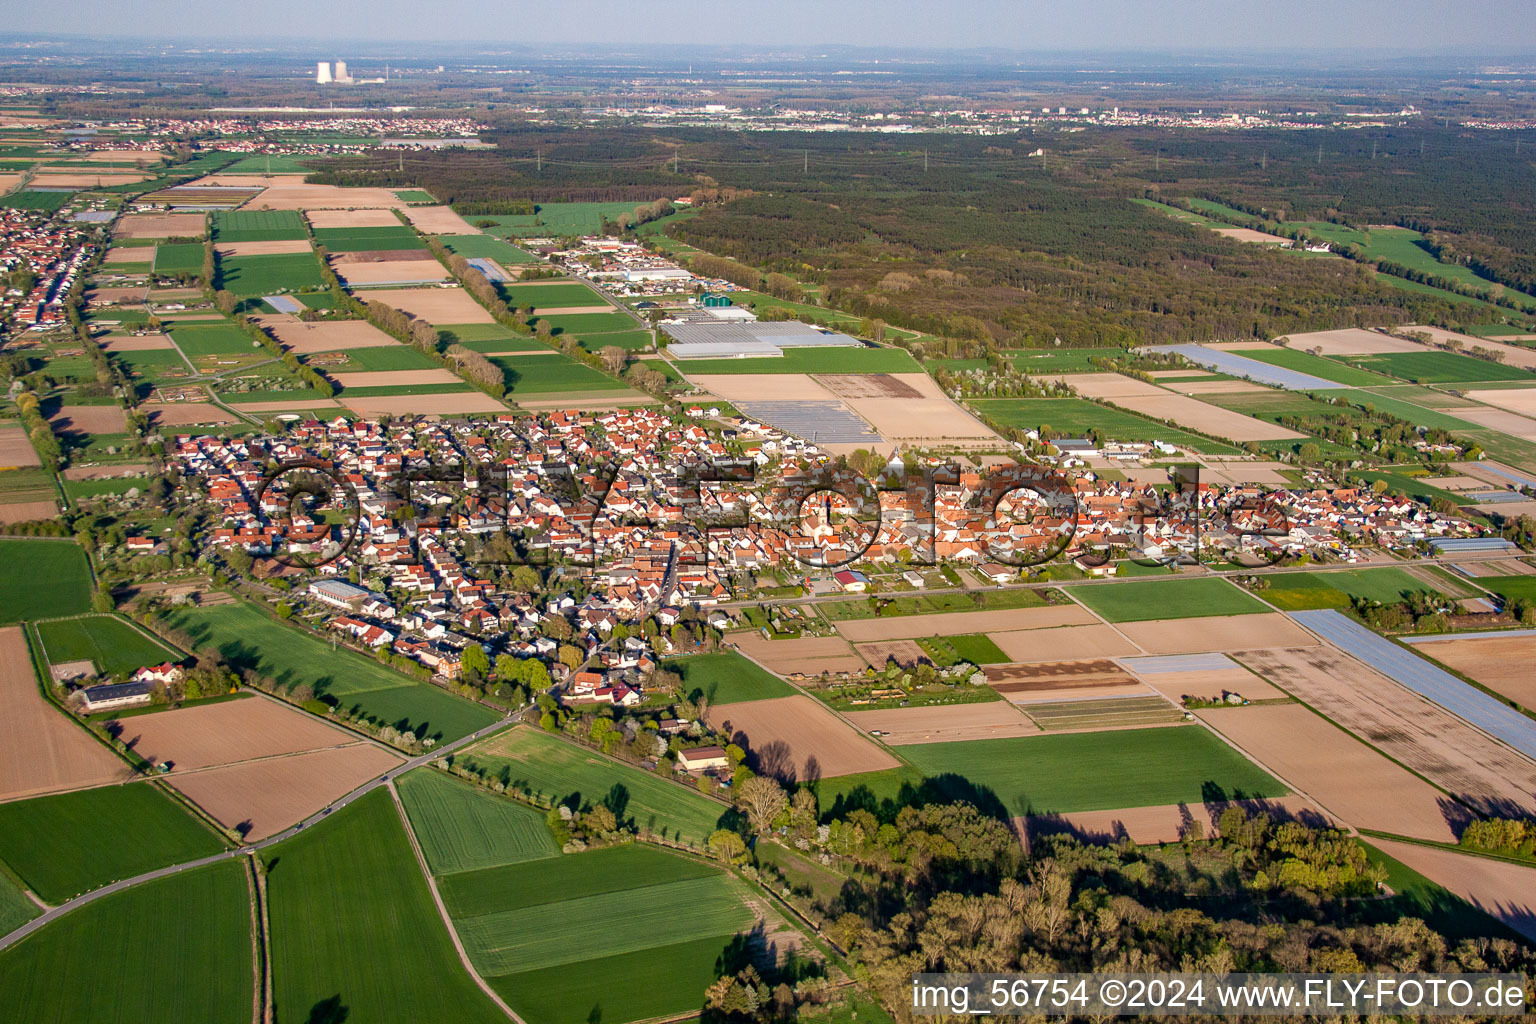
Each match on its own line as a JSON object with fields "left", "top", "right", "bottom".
{"left": 14, "top": 0, "right": 1536, "bottom": 52}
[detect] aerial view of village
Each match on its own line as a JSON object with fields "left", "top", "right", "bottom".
{"left": 2, "top": 3, "right": 1536, "bottom": 1022}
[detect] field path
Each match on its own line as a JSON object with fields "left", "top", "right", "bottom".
{"left": 386, "top": 779, "right": 523, "bottom": 1024}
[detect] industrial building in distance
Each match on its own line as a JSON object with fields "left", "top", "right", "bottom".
{"left": 660, "top": 319, "right": 865, "bottom": 359}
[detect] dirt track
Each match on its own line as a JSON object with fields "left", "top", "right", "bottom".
{"left": 0, "top": 627, "right": 133, "bottom": 801}
{"left": 705, "top": 695, "right": 899, "bottom": 780}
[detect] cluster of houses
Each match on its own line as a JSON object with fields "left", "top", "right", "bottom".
{"left": 0, "top": 207, "right": 92, "bottom": 336}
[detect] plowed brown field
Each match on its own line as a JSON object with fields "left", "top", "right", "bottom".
{"left": 704, "top": 695, "right": 899, "bottom": 780}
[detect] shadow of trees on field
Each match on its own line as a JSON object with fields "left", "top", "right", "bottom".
{"left": 306, "top": 995, "right": 348, "bottom": 1024}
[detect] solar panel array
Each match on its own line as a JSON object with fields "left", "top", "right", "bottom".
{"left": 1143, "top": 343, "right": 1348, "bottom": 391}
{"left": 736, "top": 400, "right": 880, "bottom": 444}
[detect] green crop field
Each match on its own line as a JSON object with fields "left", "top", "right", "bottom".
{"left": 264, "top": 790, "right": 508, "bottom": 1024}
{"left": 393, "top": 189, "right": 436, "bottom": 203}
{"left": 168, "top": 322, "right": 258, "bottom": 356}
{"left": 1257, "top": 568, "right": 1451, "bottom": 611}
{"left": 441, "top": 234, "right": 535, "bottom": 263}
{"left": 670, "top": 651, "right": 796, "bottom": 704}
{"left": 0, "top": 870, "right": 38, "bottom": 936}
{"left": 1290, "top": 222, "right": 1536, "bottom": 308}
{"left": 1, "top": 191, "right": 73, "bottom": 212}
{"left": 459, "top": 336, "right": 547, "bottom": 354}
{"left": 575, "top": 329, "right": 651, "bottom": 352}
{"left": 438, "top": 322, "right": 529, "bottom": 343}
{"left": 396, "top": 769, "right": 559, "bottom": 875}
{"left": 0, "top": 784, "right": 224, "bottom": 903}
{"left": 1007, "top": 347, "right": 1129, "bottom": 374}
{"left": 458, "top": 726, "right": 727, "bottom": 846}
{"left": 0, "top": 539, "right": 92, "bottom": 623}
{"left": 1346, "top": 351, "right": 1534, "bottom": 384}
{"left": 152, "top": 242, "right": 204, "bottom": 275}
{"left": 335, "top": 344, "right": 438, "bottom": 371}
{"left": 535, "top": 312, "right": 636, "bottom": 336}
{"left": 211, "top": 209, "right": 307, "bottom": 242}
{"left": 0, "top": 860, "right": 252, "bottom": 1024}
{"left": 918, "top": 633, "right": 1011, "bottom": 666}
{"left": 337, "top": 382, "right": 474, "bottom": 397}
{"left": 677, "top": 346, "right": 923, "bottom": 375}
{"left": 438, "top": 844, "right": 754, "bottom": 1024}
{"left": 1328, "top": 390, "right": 1484, "bottom": 432}
{"left": 164, "top": 601, "right": 497, "bottom": 742}
{"left": 500, "top": 281, "right": 606, "bottom": 309}
{"left": 1195, "top": 389, "right": 1333, "bottom": 421}
{"left": 1236, "top": 347, "right": 1394, "bottom": 386}
{"left": 472, "top": 202, "right": 647, "bottom": 237}
{"left": 492, "top": 353, "right": 624, "bottom": 393}
{"left": 312, "top": 226, "right": 422, "bottom": 252}
{"left": 970, "top": 397, "right": 1242, "bottom": 455}
{"left": 217, "top": 252, "right": 325, "bottom": 296}
{"left": 220, "top": 153, "right": 321, "bottom": 173}
{"left": 898, "top": 726, "right": 1286, "bottom": 815}
{"left": 1069, "top": 576, "right": 1268, "bottom": 622}
{"left": 639, "top": 357, "right": 683, "bottom": 382}
{"left": 36, "top": 614, "right": 178, "bottom": 675}
{"left": 1351, "top": 469, "right": 1477, "bottom": 508}
{"left": 1475, "top": 575, "right": 1536, "bottom": 605}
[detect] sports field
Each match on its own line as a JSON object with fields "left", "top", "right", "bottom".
{"left": 0, "top": 783, "right": 224, "bottom": 902}
{"left": 970, "top": 397, "right": 1242, "bottom": 454}
{"left": 492, "top": 353, "right": 624, "bottom": 393}
{"left": 164, "top": 601, "right": 498, "bottom": 743}
{"left": 265, "top": 790, "right": 508, "bottom": 1024}
{"left": 1346, "top": 350, "right": 1534, "bottom": 384}
{"left": 396, "top": 769, "right": 559, "bottom": 875}
{"left": 211, "top": 209, "right": 307, "bottom": 242}
{"left": 1068, "top": 576, "right": 1269, "bottom": 622}
{"left": 0, "top": 539, "right": 92, "bottom": 623}
{"left": 677, "top": 346, "right": 922, "bottom": 375}
{"left": 670, "top": 651, "right": 797, "bottom": 704}
{"left": 458, "top": 726, "right": 727, "bottom": 846}
{"left": 313, "top": 225, "right": 423, "bottom": 252}
{"left": 897, "top": 726, "right": 1287, "bottom": 815}
{"left": 1257, "top": 568, "right": 1452, "bottom": 611}
{"left": 35, "top": 614, "right": 178, "bottom": 675}
{"left": 152, "top": 242, "right": 204, "bottom": 276}
{"left": 1234, "top": 346, "right": 1393, "bottom": 386}
{"left": 217, "top": 252, "right": 325, "bottom": 296}
{"left": 500, "top": 281, "right": 605, "bottom": 309}
{"left": 0, "top": 860, "right": 253, "bottom": 1024}
{"left": 439, "top": 844, "right": 756, "bottom": 1024}
{"left": 441, "top": 234, "right": 534, "bottom": 263}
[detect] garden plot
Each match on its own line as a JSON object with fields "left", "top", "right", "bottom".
{"left": 1276, "top": 328, "right": 1424, "bottom": 355}
{"left": 1238, "top": 646, "right": 1536, "bottom": 817}
{"left": 833, "top": 604, "right": 1094, "bottom": 642}
{"left": 704, "top": 695, "right": 900, "bottom": 780}
{"left": 1404, "top": 633, "right": 1536, "bottom": 710}
{"left": 989, "top": 624, "right": 1143, "bottom": 663}
{"left": 1114, "top": 613, "right": 1318, "bottom": 655}
{"left": 1195, "top": 702, "right": 1458, "bottom": 841}
{"left": 371, "top": 287, "right": 493, "bottom": 325}
{"left": 0, "top": 626, "right": 132, "bottom": 801}
{"left": 845, "top": 701, "right": 1038, "bottom": 744}
{"left": 253, "top": 314, "right": 398, "bottom": 353}
{"left": 729, "top": 631, "right": 865, "bottom": 675}
{"left": 1026, "top": 794, "right": 1329, "bottom": 847}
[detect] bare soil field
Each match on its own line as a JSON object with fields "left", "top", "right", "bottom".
{"left": 730, "top": 632, "right": 865, "bottom": 676}
{"left": 1369, "top": 837, "right": 1536, "bottom": 943}
{"left": 1116, "top": 613, "right": 1318, "bottom": 655}
{"left": 32, "top": 171, "right": 151, "bottom": 187}
{"left": 333, "top": 260, "right": 449, "bottom": 286}
{"left": 989, "top": 624, "right": 1143, "bottom": 663}
{"left": 1449, "top": 407, "right": 1536, "bottom": 441}
{"left": 62, "top": 462, "right": 151, "bottom": 480}
{"left": 83, "top": 149, "right": 165, "bottom": 163}
{"left": 704, "top": 695, "right": 900, "bottom": 780}
{"left": 1146, "top": 369, "right": 1214, "bottom": 379}
{"left": 140, "top": 402, "right": 240, "bottom": 426}
{"left": 401, "top": 205, "right": 477, "bottom": 234}
{"left": 1276, "top": 328, "right": 1422, "bottom": 355}
{"left": 1449, "top": 460, "right": 1536, "bottom": 490}
{"left": 237, "top": 398, "right": 344, "bottom": 413}
{"left": 0, "top": 626, "right": 132, "bottom": 801}
{"left": 243, "top": 183, "right": 404, "bottom": 211}
{"left": 1411, "top": 635, "right": 1536, "bottom": 709}
{"left": 252, "top": 314, "right": 398, "bottom": 353}
{"left": 331, "top": 249, "right": 432, "bottom": 264}
{"left": 1238, "top": 647, "right": 1536, "bottom": 816}
{"left": 0, "top": 426, "right": 40, "bottom": 468}
{"left": 834, "top": 604, "right": 1095, "bottom": 643}
{"left": 1463, "top": 388, "right": 1536, "bottom": 418}
{"left": 1212, "top": 226, "right": 1292, "bottom": 245}
{"left": 846, "top": 702, "right": 1038, "bottom": 744}
{"left": 103, "top": 246, "right": 153, "bottom": 265}
{"left": 1194, "top": 461, "right": 1293, "bottom": 486}
{"left": 984, "top": 658, "right": 1137, "bottom": 690}
{"left": 85, "top": 287, "right": 146, "bottom": 306}
{"left": 1136, "top": 665, "right": 1285, "bottom": 703}
{"left": 1024, "top": 794, "right": 1328, "bottom": 846}
{"left": 170, "top": 744, "right": 402, "bottom": 840}
{"left": 821, "top": 372, "right": 998, "bottom": 443}
{"left": 48, "top": 404, "right": 128, "bottom": 434}
{"left": 686, "top": 373, "right": 830, "bottom": 402}
{"left": 0, "top": 500, "right": 58, "bottom": 524}
{"left": 1195, "top": 703, "right": 1458, "bottom": 840}
{"left": 1420, "top": 475, "right": 1489, "bottom": 490}
{"left": 0, "top": 172, "right": 21, "bottom": 194}
{"left": 1113, "top": 394, "right": 1305, "bottom": 441}
{"left": 855, "top": 640, "right": 929, "bottom": 669}
{"left": 213, "top": 239, "right": 313, "bottom": 258}
{"left": 370, "top": 287, "right": 493, "bottom": 325}
{"left": 340, "top": 392, "right": 506, "bottom": 417}
{"left": 1055, "top": 373, "right": 1166, "bottom": 399}
{"left": 111, "top": 696, "right": 360, "bottom": 770}
{"left": 513, "top": 391, "right": 654, "bottom": 411}
{"left": 1399, "top": 327, "right": 1536, "bottom": 372}
{"left": 100, "top": 334, "right": 173, "bottom": 351}
{"left": 331, "top": 368, "right": 462, "bottom": 389}
{"left": 306, "top": 208, "right": 402, "bottom": 229}
{"left": 1163, "top": 380, "right": 1269, "bottom": 395}
{"left": 115, "top": 213, "right": 206, "bottom": 239}
{"left": 188, "top": 173, "right": 307, "bottom": 187}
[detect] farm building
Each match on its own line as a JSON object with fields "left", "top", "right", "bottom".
{"left": 676, "top": 745, "right": 730, "bottom": 771}
{"left": 662, "top": 321, "right": 865, "bottom": 360}
{"left": 78, "top": 680, "right": 153, "bottom": 712}
{"left": 308, "top": 579, "right": 373, "bottom": 610}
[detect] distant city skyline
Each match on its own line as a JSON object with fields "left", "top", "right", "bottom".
{"left": 8, "top": 0, "right": 1536, "bottom": 54}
